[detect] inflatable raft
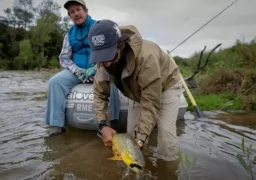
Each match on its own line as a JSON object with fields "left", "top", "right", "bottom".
{"left": 65, "top": 84, "right": 188, "bottom": 132}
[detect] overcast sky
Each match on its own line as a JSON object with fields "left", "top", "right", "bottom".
{"left": 0, "top": 0, "right": 256, "bottom": 57}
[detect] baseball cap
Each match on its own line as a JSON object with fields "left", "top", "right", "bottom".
{"left": 88, "top": 19, "right": 122, "bottom": 63}
{"left": 64, "top": 0, "right": 86, "bottom": 10}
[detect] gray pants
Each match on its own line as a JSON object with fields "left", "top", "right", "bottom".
{"left": 127, "top": 80, "right": 182, "bottom": 161}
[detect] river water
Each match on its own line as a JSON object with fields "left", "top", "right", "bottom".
{"left": 0, "top": 70, "right": 255, "bottom": 180}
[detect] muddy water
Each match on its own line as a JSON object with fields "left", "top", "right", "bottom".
{"left": 0, "top": 71, "right": 255, "bottom": 180}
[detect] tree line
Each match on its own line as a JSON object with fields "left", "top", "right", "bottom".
{"left": 1, "top": 0, "right": 256, "bottom": 76}
{"left": 0, "top": 0, "right": 71, "bottom": 70}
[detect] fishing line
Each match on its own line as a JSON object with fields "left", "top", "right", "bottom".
{"left": 221, "top": 83, "right": 256, "bottom": 110}
{"left": 169, "top": 0, "right": 239, "bottom": 53}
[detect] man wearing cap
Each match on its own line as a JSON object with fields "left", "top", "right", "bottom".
{"left": 89, "top": 19, "right": 182, "bottom": 161}
{"left": 44, "top": 1, "right": 120, "bottom": 137}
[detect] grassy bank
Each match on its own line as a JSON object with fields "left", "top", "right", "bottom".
{"left": 176, "top": 39, "right": 256, "bottom": 111}
{"left": 186, "top": 93, "right": 245, "bottom": 111}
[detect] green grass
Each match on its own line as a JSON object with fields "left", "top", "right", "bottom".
{"left": 185, "top": 93, "right": 245, "bottom": 111}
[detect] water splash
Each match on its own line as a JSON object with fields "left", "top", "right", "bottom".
{"left": 121, "top": 167, "right": 131, "bottom": 179}
{"left": 120, "top": 167, "right": 157, "bottom": 180}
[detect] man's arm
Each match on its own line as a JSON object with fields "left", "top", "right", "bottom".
{"left": 59, "top": 33, "right": 78, "bottom": 73}
{"left": 136, "top": 54, "right": 162, "bottom": 142}
{"left": 93, "top": 64, "right": 112, "bottom": 121}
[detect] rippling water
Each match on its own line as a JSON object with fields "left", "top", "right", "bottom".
{"left": 0, "top": 71, "right": 255, "bottom": 180}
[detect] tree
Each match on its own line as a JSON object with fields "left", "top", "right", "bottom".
{"left": 13, "top": 0, "right": 34, "bottom": 30}
{"left": 14, "top": 39, "right": 33, "bottom": 69}
{"left": 30, "top": 0, "right": 61, "bottom": 70}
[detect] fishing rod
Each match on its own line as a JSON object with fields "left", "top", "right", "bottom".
{"left": 169, "top": 0, "right": 238, "bottom": 53}
{"left": 168, "top": 0, "right": 239, "bottom": 118}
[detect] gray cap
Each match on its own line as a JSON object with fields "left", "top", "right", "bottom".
{"left": 88, "top": 19, "right": 122, "bottom": 63}
{"left": 64, "top": 0, "right": 86, "bottom": 10}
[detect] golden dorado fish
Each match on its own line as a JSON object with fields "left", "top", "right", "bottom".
{"left": 108, "top": 133, "right": 145, "bottom": 173}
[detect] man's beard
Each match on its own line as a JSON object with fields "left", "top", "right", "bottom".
{"left": 105, "top": 63, "right": 118, "bottom": 74}
{"left": 105, "top": 51, "right": 126, "bottom": 75}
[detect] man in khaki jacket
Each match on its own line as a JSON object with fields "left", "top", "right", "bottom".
{"left": 88, "top": 19, "right": 182, "bottom": 161}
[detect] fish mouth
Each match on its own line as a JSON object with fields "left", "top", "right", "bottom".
{"left": 130, "top": 163, "right": 144, "bottom": 172}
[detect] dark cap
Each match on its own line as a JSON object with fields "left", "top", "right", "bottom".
{"left": 88, "top": 19, "right": 121, "bottom": 63}
{"left": 64, "top": 0, "right": 86, "bottom": 10}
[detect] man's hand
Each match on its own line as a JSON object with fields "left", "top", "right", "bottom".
{"left": 101, "top": 126, "right": 116, "bottom": 146}
{"left": 84, "top": 77, "right": 94, "bottom": 83}
{"left": 74, "top": 67, "right": 87, "bottom": 82}
{"left": 74, "top": 66, "right": 96, "bottom": 83}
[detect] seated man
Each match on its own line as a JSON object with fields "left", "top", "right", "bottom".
{"left": 44, "top": 0, "right": 120, "bottom": 137}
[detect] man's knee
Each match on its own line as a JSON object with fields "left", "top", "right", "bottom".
{"left": 157, "top": 144, "right": 179, "bottom": 161}
{"left": 48, "top": 69, "right": 73, "bottom": 87}
{"left": 48, "top": 74, "right": 60, "bottom": 86}
{"left": 157, "top": 126, "right": 179, "bottom": 161}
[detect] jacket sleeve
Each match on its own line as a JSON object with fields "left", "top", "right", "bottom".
{"left": 59, "top": 33, "right": 79, "bottom": 73}
{"left": 136, "top": 54, "right": 162, "bottom": 141}
{"left": 93, "top": 64, "right": 112, "bottom": 121}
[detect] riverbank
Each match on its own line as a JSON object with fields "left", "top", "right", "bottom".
{"left": 177, "top": 39, "right": 256, "bottom": 112}
{"left": 0, "top": 68, "right": 254, "bottom": 112}
{"left": 1, "top": 39, "right": 256, "bottom": 112}
{"left": 183, "top": 75, "right": 256, "bottom": 112}
{"left": 184, "top": 75, "right": 256, "bottom": 112}
{"left": 185, "top": 92, "right": 245, "bottom": 111}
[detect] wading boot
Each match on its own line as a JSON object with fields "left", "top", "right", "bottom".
{"left": 46, "top": 126, "right": 66, "bottom": 138}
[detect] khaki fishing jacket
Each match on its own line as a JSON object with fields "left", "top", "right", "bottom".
{"left": 93, "top": 25, "right": 181, "bottom": 140}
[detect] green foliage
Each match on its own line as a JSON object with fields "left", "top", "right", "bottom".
{"left": 48, "top": 56, "right": 59, "bottom": 68}
{"left": 0, "top": 43, "right": 3, "bottom": 56}
{"left": 179, "top": 39, "right": 256, "bottom": 75}
{"left": 177, "top": 39, "right": 256, "bottom": 111}
{"left": 176, "top": 39, "right": 256, "bottom": 78}
{"left": 236, "top": 137, "right": 255, "bottom": 180}
{"left": 14, "top": 39, "right": 33, "bottom": 69}
{"left": 0, "top": 0, "right": 71, "bottom": 70}
{"left": 178, "top": 151, "right": 197, "bottom": 180}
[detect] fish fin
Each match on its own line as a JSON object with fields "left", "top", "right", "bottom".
{"left": 108, "top": 155, "right": 123, "bottom": 161}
